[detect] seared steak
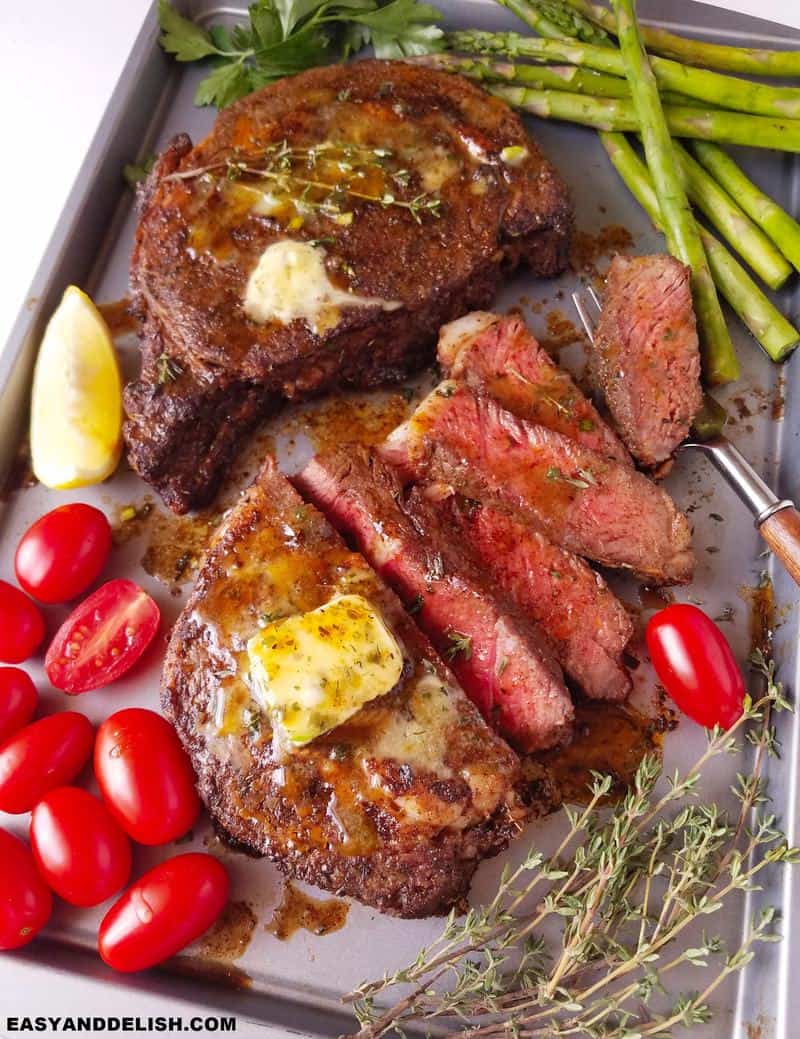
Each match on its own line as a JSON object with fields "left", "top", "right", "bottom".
{"left": 438, "top": 312, "right": 631, "bottom": 466}
{"left": 125, "top": 61, "right": 572, "bottom": 513}
{"left": 296, "top": 448, "right": 573, "bottom": 752}
{"left": 432, "top": 492, "right": 633, "bottom": 701}
{"left": 162, "top": 455, "right": 526, "bottom": 918}
{"left": 594, "top": 255, "right": 702, "bottom": 468}
{"left": 382, "top": 383, "right": 694, "bottom": 585}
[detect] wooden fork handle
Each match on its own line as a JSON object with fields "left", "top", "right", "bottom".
{"left": 759, "top": 505, "right": 800, "bottom": 587}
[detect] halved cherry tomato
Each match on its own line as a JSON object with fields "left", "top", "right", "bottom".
{"left": 0, "top": 668, "right": 38, "bottom": 743}
{"left": 0, "top": 580, "right": 45, "bottom": 664}
{"left": 0, "top": 712, "right": 94, "bottom": 814}
{"left": 98, "top": 853, "right": 229, "bottom": 972}
{"left": 646, "top": 604, "right": 745, "bottom": 730}
{"left": 94, "top": 708, "right": 200, "bottom": 845}
{"left": 30, "top": 787, "right": 132, "bottom": 907}
{"left": 45, "top": 578, "right": 160, "bottom": 693}
{"left": 0, "top": 828, "right": 52, "bottom": 950}
{"left": 15, "top": 503, "right": 112, "bottom": 604}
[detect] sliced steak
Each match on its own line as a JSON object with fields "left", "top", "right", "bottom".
{"left": 438, "top": 311, "right": 631, "bottom": 466}
{"left": 431, "top": 492, "right": 632, "bottom": 701}
{"left": 296, "top": 448, "right": 573, "bottom": 752}
{"left": 125, "top": 61, "right": 572, "bottom": 513}
{"left": 162, "top": 455, "right": 526, "bottom": 918}
{"left": 594, "top": 255, "right": 702, "bottom": 468}
{"left": 382, "top": 383, "right": 694, "bottom": 585}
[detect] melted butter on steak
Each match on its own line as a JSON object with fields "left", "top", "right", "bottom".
{"left": 167, "top": 458, "right": 521, "bottom": 865}
{"left": 243, "top": 240, "right": 401, "bottom": 334}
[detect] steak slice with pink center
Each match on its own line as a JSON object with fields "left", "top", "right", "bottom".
{"left": 438, "top": 311, "right": 631, "bottom": 466}
{"left": 594, "top": 255, "right": 702, "bottom": 469}
{"left": 296, "top": 447, "right": 574, "bottom": 753}
{"left": 428, "top": 491, "right": 633, "bottom": 701}
{"left": 381, "top": 383, "right": 694, "bottom": 586}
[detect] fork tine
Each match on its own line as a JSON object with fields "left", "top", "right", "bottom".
{"left": 571, "top": 291, "right": 596, "bottom": 345}
{"left": 587, "top": 284, "right": 602, "bottom": 311}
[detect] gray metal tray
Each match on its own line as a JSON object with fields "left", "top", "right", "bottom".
{"left": 2, "top": 1, "right": 800, "bottom": 1035}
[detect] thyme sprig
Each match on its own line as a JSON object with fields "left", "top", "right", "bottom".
{"left": 167, "top": 140, "right": 443, "bottom": 225}
{"left": 345, "top": 649, "right": 797, "bottom": 1038}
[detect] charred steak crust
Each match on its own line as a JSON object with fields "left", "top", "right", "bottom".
{"left": 125, "top": 61, "right": 572, "bottom": 513}
{"left": 162, "top": 455, "right": 527, "bottom": 918}
{"left": 594, "top": 255, "right": 703, "bottom": 469}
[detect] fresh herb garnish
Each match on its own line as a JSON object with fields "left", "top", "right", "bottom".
{"left": 445, "top": 630, "right": 472, "bottom": 662}
{"left": 243, "top": 707, "right": 263, "bottom": 737}
{"left": 169, "top": 141, "right": 443, "bottom": 224}
{"left": 347, "top": 650, "right": 799, "bottom": 1038}
{"left": 407, "top": 593, "right": 424, "bottom": 615}
{"left": 123, "top": 154, "right": 156, "bottom": 186}
{"left": 158, "top": 0, "right": 444, "bottom": 109}
{"left": 545, "top": 464, "right": 597, "bottom": 490}
{"left": 156, "top": 352, "right": 183, "bottom": 384}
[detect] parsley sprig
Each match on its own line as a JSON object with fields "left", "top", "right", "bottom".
{"left": 158, "top": 0, "right": 444, "bottom": 109}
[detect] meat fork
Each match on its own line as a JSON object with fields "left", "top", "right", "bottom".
{"left": 572, "top": 286, "right": 800, "bottom": 587}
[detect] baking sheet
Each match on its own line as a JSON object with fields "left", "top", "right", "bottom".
{"left": 1, "top": 0, "right": 800, "bottom": 1035}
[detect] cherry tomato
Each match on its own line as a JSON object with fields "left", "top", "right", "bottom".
{"left": 98, "top": 853, "right": 229, "bottom": 972}
{"left": 30, "top": 787, "right": 132, "bottom": 907}
{"left": 95, "top": 708, "right": 200, "bottom": 845}
{"left": 45, "top": 578, "right": 160, "bottom": 694}
{"left": 0, "top": 828, "right": 52, "bottom": 950}
{"left": 0, "top": 580, "right": 45, "bottom": 664}
{"left": 0, "top": 712, "right": 94, "bottom": 814}
{"left": 646, "top": 604, "right": 745, "bottom": 730}
{"left": 0, "top": 668, "right": 38, "bottom": 743}
{"left": 15, "top": 503, "right": 112, "bottom": 604}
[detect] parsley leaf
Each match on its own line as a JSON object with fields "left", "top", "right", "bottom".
{"left": 352, "top": 0, "right": 444, "bottom": 57}
{"left": 158, "top": 0, "right": 443, "bottom": 109}
{"left": 194, "top": 62, "right": 256, "bottom": 108}
{"left": 158, "top": 0, "right": 221, "bottom": 61}
{"left": 123, "top": 154, "right": 156, "bottom": 186}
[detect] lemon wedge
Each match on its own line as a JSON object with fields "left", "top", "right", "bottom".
{"left": 30, "top": 286, "right": 123, "bottom": 489}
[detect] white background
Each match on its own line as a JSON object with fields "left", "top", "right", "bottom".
{"left": 0, "top": 0, "right": 798, "bottom": 1035}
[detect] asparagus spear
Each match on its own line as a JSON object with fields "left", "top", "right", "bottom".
{"left": 422, "top": 52, "right": 704, "bottom": 106}
{"left": 609, "top": 0, "right": 737, "bottom": 385}
{"left": 690, "top": 140, "right": 800, "bottom": 273}
{"left": 602, "top": 133, "right": 800, "bottom": 363}
{"left": 559, "top": 0, "right": 800, "bottom": 77}
{"left": 672, "top": 141, "right": 792, "bottom": 291}
{"left": 496, "top": 0, "right": 609, "bottom": 44}
{"left": 489, "top": 84, "right": 800, "bottom": 153}
{"left": 448, "top": 30, "right": 800, "bottom": 120}
{"left": 425, "top": 53, "right": 631, "bottom": 96}
{"left": 494, "top": 0, "right": 795, "bottom": 263}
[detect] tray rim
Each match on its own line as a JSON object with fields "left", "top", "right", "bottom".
{"left": 2, "top": 2, "right": 800, "bottom": 1036}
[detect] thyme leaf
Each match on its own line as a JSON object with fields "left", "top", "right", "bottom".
{"left": 168, "top": 141, "right": 444, "bottom": 223}
{"left": 156, "top": 353, "right": 183, "bottom": 384}
{"left": 445, "top": 630, "right": 472, "bottom": 661}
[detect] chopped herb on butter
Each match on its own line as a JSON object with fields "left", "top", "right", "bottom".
{"left": 247, "top": 594, "right": 403, "bottom": 746}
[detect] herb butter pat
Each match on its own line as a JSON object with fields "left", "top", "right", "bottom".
{"left": 243, "top": 240, "right": 401, "bottom": 335}
{"left": 247, "top": 594, "right": 404, "bottom": 746}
